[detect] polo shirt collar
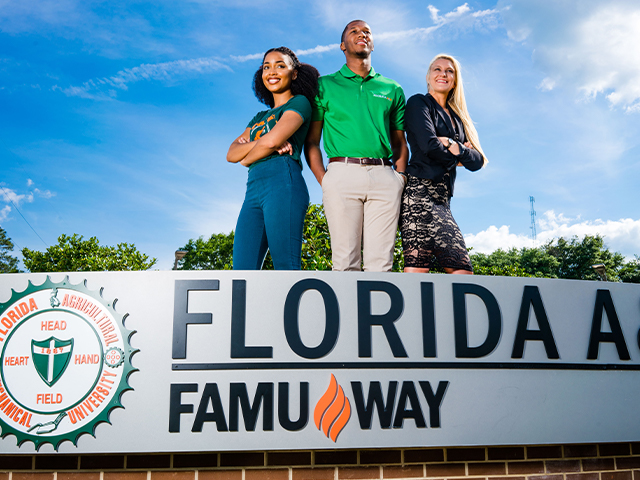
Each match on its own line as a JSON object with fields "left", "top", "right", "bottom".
{"left": 339, "top": 64, "right": 377, "bottom": 80}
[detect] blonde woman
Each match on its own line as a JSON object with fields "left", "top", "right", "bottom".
{"left": 400, "top": 54, "right": 487, "bottom": 274}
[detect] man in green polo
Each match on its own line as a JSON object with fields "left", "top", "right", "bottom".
{"left": 304, "top": 19, "right": 408, "bottom": 271}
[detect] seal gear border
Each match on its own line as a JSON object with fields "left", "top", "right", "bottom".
{"left": 0, "top": 276, "right": 138, "bottom": 451}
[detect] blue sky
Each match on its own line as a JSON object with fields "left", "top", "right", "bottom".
{"left": 2, "top": 0, "right": 639, "bottom": 270}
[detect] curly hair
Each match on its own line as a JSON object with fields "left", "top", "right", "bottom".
{"left": 252, "top": 46, "right": 320, "bottom": 108}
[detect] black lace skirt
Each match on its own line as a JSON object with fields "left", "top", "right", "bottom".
{"left": 399, "top": 173, "right": 473, "bottom": 271}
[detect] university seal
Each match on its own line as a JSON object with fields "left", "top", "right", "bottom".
{"left": 0, "top": 276, "right": 136, "bottom": 450}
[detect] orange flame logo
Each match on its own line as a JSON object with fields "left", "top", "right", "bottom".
{"left": 313, "top": 374, "right": 351, "bottom": 442}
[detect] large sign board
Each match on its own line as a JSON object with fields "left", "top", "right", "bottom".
{"left": 0, "top": 271, "right": 639, "bottom": 453}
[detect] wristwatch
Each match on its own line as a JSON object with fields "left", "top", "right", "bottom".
{"left": 446, "top": 138, "right": 454, "bottom": 149}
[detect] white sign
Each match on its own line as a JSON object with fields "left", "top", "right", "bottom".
{"left": 0, "top": 271, "right": 639, "bottom": 453}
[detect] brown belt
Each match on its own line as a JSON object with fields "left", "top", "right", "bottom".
{"left": 329, "top": 157, "right": 392, "bottom": 166}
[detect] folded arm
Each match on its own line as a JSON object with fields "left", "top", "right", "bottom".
{"left": 226, "top": 110, "right": 304, "bottom": 166}
{"left": 227, "top": 128, "right": 253, "bottom": 163}
{"left": 240, "top": 110, "right": 304, "bottom": 167}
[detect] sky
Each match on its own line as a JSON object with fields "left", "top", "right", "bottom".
{"left": 1, "top": 0, "right": 639, "bottom": 270}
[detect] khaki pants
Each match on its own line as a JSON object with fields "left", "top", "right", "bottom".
{"left": 322, "top": 162, "right": 405, "bottom": 271}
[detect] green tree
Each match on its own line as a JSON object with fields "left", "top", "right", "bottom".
{"left": 177, "top": 232, "right": 235, "bottom": 270}
{"left": 543, "top": 235, "right": 625, "bottom": 281}
{"left": 22, "top": 234, "right": 156, "bottom": 272}
{"left": 302, "top": 204, "right": 332, "bottom": 271}
{"left": 470, "top": 247, "right": 558, "bottom": 278}
{"left": 178, "top": 205, "right": 333, "bottom": 271}
{"left": 1, "top": 227, "right": 21, "bottom": 273}
{"left": 619, "top": 255, "right": 640, "bottom": 284}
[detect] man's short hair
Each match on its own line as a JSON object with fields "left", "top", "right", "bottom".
{"left": 341, "top": 19, "right": 367, "bottom": 43}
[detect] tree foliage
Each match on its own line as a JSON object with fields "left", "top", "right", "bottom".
{"left": 470, "top": 247, "right": 559, "bottom": 278}
{"left": 301, "top": 203, "right": 332, "bottom": 271}
{"left": 470, "top": 234, "right": 633, "bottom": 281}
{"left": 619, "top": 255, "right": 640, "bottom": 284}
{"left": 544, "top": 235, "right": 625, "bottom": 281}
{"left": 0, "top": 227, "right": 21, "bottom": 273}
{"left": 176, "top": 204, "right": 638, "bottom": 282}
{"left": 22, "top": 234, "right": 156, "bottom": 272}
{"left": 177, "top": 232, "right": 235, "bottom": 270}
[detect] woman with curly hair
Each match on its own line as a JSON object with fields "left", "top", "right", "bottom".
{"left": 400, "top": 54, "right": 487, "bottom": 274}
{"left": 227, "top": 47, "right": 319, "bottom": 270}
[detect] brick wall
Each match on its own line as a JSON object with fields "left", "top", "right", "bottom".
{"left": 1, "top": 444, "right": 640, "bottom": 480}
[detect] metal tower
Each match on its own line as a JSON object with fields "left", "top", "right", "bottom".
{"left": 529, "top": 196, "right": 537, "bottom": 243}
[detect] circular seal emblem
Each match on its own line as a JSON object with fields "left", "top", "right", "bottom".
{"left": 0, "top": 276, "right": 136, "bottom": 450}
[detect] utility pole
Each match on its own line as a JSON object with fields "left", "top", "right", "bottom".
{"left": 530, "top": 196, "right": 537, "bottom": 245}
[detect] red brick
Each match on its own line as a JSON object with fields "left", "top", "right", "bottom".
{"left": 567, "top": 474, "right": 599, "bottom": 480}
{"left": 633, "top": 445, "right": 640, "bottom": 455}
{"left": 104, "top": 473, "right": 147, "bottom": 480}
{"left": 468, "top": 463, "right": 506, "bottom": 476}
{"left": 81, "top": 456, "right": 125, "bottom": 469}
{"left": 488, "top": 447, "right": 525, "bottom": 460}
{"left": 361, "top": 450, "right": 401, "bottom": 465}
{"left": 383, "top": 466, "right": 424, "bottom": 478}
{"left": 57, "top": 474, "right": 99, "bottom": 480}
{"left": 489, "top": 477, "right": 525, "bottom": 480}
{"left": 601, "top": 472, "right": 633, "bottom": 480}
{"left": 268, "top": 452, "right": 311, "bottom": 466}
{"left": 198, "top": 471, "right": 242, "bottom": 480}
{"left": 528, "top": 475, "right": 563, "bottom": 480}
{"left": 565, "top": 445, "right": 598, "bottom": 458}
{"left": 634, "top": 470, "right": 640, "bottom": 480}
{"left": 447, "top": 448, "right": 485, "bottom": 461}
{"left": 583, "top": 458, "right": 615, "bottom": 471}
{"left": 292, "top": 468, "right": 335, "bottom": 480}
{"left": 601, "top": 444, "right": 631, "bottom": 457}
{"left": 11, "top": 475, "right": 53, "bottom": 480}
{"left": 338, "top": 466, "right": 381, "bottom": 479}
{"left": 426, "top": 463, "right": 466, "bottom": 476}
{"left": 546, "top": 460, "right": 581, "bottom": 473}
{"left": 245, "top": 469, "right": 289, "bottom": 480}
{"left": 507, "top": 461, "right": 545, "bottom": 474}
{"left": 220, "top": 453, "right": 265, "bottom": 467}
{"left": 527, "top": 447, "right": 563, "bottom": 460}
{"left": 0, "top": 456, "right": 33, "bottom": 470}
{"left": 126, "top": 455, "right": 171, "bottom": 469}
{"left": 404, "top": 449, "right": 445, "bottom": 463}
{"left": 315, "top": 451, "right": 358, "bottom": 465}
{"left": 151, "top": 472, "right": 195, "bottom": 480}
{"left": 618, "top": 458, "right": 640, "bottom": 470}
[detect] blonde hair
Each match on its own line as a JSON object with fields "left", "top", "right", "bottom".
{"left": 427, "top": 54, "right": 487, "bottom": 166}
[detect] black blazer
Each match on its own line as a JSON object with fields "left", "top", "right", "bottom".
{"left": 405, "top": 93, "right": 483, "bottom": 197}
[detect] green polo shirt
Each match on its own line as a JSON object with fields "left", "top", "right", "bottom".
{"left": 311, "top": 64, "right": 406, "bottom": 160}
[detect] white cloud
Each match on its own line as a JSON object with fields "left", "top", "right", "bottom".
{"left": 296, "top": 44, "right": 340, "bottom": 57}
{"left": 229, "top": 53, "right": 264, "bottom": 63}
{"left": 34, "top": 188, "right": 55, "bottom": 199}
{"left": 465, "top": 210, "right": 640, "bottom": 258}
{"left": 56, "top": 56, "right": 231, "bottom": 98}
{"left": 537, "top": 77, "right": 556, "bottom": 92}
{"left": 500, "top": 0, "right": 640, "bottom": 112}
{"left": 0, "top": 205, "right": 10, "bottom": 222}
{"left": 0, "top": 187, "right": 33, "bottom": 207}
{"left": 428, "top": 3, "right": 471, "bottom": 25}
{"left": 26, "top": 179, "right": 34, "bottom": 187}
{"left": 56, "top": 3, "right": 499, "bottom": 99}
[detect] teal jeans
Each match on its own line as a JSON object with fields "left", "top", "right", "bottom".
{"left": 233, "top": 157, "right": 309, "bottom": 270}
